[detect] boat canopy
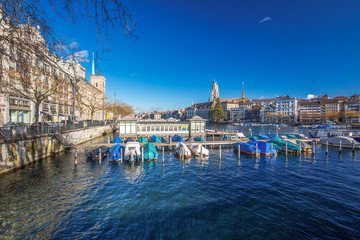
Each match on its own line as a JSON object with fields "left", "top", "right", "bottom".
{"left": 149, "top": 135, "right": 161, "bottom": 143}
{"left": 194, "top": 137, "right": 206, "bottom": 142}
{"left": 125, "top": 137, "right": 135, "bottom": 143}
{"left": 233, "top": 142, "right": 259, "bottom": 154}
{"left": 113, "top": 136, "right": 123, "bottom": 143}
{"left": 161, "top": 136, "right": 170, "bottom": 143}
{"left": 268, "top": 140, "right": 299, "bottom": 151}
{"left": 138, "top": 136, "right": 148, "bottom": 143}
{"left": 143, "top": 143, "right": 159, "bottom": 160}
{"left": 109, "top": 144, "right": 125, "bottom": 161}
{"left": 172, "top": 135, "right": 184, "bottom": 142}
{"left": 248, "top": 140, "right": 278, "bottom": 154}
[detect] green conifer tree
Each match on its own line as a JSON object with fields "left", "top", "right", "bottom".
{"left": 209, "top": 98, "right": 227, "bottom": 122}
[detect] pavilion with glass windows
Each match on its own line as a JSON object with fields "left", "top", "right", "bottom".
{"left": 118, "top": 115, "right": 206, "bottom": 138}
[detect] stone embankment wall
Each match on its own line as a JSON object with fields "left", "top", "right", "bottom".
{"left": 0, "top": 125, "right": 113, "bottom": 175}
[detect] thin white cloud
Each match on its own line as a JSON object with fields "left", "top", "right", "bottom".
{"left": 259, "top": 96, "right": 265, "bottom": 99}
{"left": 306, "top": 94, "right": 316, "bottom": 100}
{"left": 259, "top": 16, "right": 272, "bottom": 23}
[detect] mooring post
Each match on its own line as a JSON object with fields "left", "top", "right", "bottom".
{"left": 270, "top": 143, "right": 273, "bottom": 157}
{"left": 148, "top": 151, "right": 150, "bottom": 162}
{"left": 142, "top": 147, "right": 144, "bottom": 161}
{"left": 200, "top": 145, "right": 203, "bottom": 160}
{"left": 285, "top": 142, "right": 288, "bottom": 156}
{"left": 312, "top": 141, "right": 315, "bottom": 156}
{"left": 219, "top": 145, "right": 222, "bottom": 161}
{"left": 162, "top": 146, "right": 165, "bottom": 163}
{"left": 107, "top": 136, "right": 110, "bottom": 144}
{"left": 255, "top": 143, "right": 258, "bottom": 157}
{"left": 120, "top": 148, "right": 123, "bottom": 164}
{"left": 326, "top": 141, "right": 328, "bottom": 155}
{"left": 238, "top": 144, "right": 240, "bottom": 160}
{"left": 99, "top": 148, "right": 102, "bottom": 165}
{"left": 74, "top": 148, "right": 78, "bottom": 167}
{"left": 339, "top": 141, "right": 342, "bottom": 155}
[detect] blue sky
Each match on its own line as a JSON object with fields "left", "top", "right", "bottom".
{"left": 47, "top": 0, "right": 360, "bottom": 112}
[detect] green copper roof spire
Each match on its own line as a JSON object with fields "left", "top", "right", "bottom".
{"left": 92, "top": 52, "right": 95, "bottom": 75}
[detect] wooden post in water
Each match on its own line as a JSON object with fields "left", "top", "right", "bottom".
{"left": 325, "top": 141, "right": 328, "bottom": 155}
{"left": 238, "top": 144, "right": 240, "bottom": 160}
{"left": 285, "top": 142, "right": 288, "bottom": 156}
{"left": 339, "top": 141, "right": 342, "bottom": 155}
{"left": 200, "top": 145, "right": 203, "bottom": 160}
{"left": 270, "top": 143, "right": 273, "bottom": 157}
{"left": 120, "top": 148, "right": 123, "bottom": 164}
{"left": 162, "top": 146, "right": 165, "bottom": 163}
{"left": 107, "top": 136, "right": 110, "bottom": 144}
{"left": 99, "top": 148, "right": 102, "bottom": 165}
{"left": 255, "top": 143, "right": 258, "bottom": 157}
{"left": 142, "top": 147, "right": 144, "bottom": 161}
{"left": 74, "top": 148, "right": 78, "bottom": 167}
{"left": 312, "top": 141, "right": 315, "bottom": 156}
{"left": 219, "top": 145, "right": 222, "bottom": 161}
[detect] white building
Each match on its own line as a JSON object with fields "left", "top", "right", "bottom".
{"left": 0, "top": 21, "right": 105, "bottom": 126}
{"left": 275, "top": 96, "right": 298, "bottom": 123}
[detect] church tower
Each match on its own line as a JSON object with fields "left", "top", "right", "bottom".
{"left": 210, "top": 79, "right": 219, "bottom": 102}
{"left": 90, "top": 52, "right": 106, "bottom": 93}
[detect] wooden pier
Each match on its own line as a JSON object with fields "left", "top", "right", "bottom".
{"left": 84, "top": 138, "right": 319, "bottom": 149}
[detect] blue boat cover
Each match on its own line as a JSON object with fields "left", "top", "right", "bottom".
{"left": 248, "top": 140, "right": 278, "bottom": 154}
{"left": 113, "top": 136, "right": 123, "bottom": 143}
{"left": 149, "top": 135, "right": 161, "bottom": 143}
{"left": 109, "top": 144, "right": 125, "bottom": 161}
{"left": 233, "top": 142, "right": 259, "bottom": 154}
{"left": 143, "top": 143, "right": 159, "bottom": 160}
{"left": 194, "top": 137, "right": 206, "bottom": 142}
{"left": 267, "top": 134, "right": 281, "bottom": 140}
{"left": 172, "top": 135, "right": 184, "bottom": 142}
{"left": 125, "top": 137, "right": 135, "bottom": 143}
{"left": 138, "top": 136, "right": 147, "bottom": 143}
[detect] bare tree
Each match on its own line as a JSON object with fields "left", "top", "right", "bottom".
{"left": 78, "top": 86, "right": 104, "bottom": 122}
{"left": 105, "top": 98, "right": 134, "bottom": 120}
{"left": 3, "top": 50, "right": 65, "bottom": 123}
{"left": 1, "top": 0, "right": 138, "bottom": 75}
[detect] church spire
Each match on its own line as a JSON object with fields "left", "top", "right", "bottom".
{"left": 242, "top": 82, "right": 244, "bottom": 99}
{"left": 92, "top": 52, "right": 95, "bottom": 75}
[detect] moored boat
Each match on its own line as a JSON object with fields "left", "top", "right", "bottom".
{"left": 319, "top": 136, "right": 360, "bottom": 149}
{"left": 267, "top": 140, "right": 300, "bottom": 153}
{"left": 248, "top": 140, "right": 278, "bottom": 156}
{"left": 173, "top": 134, "right": 184, "bottom": 142}
{"left": 232, "top": 142, "right": 260, "bottom": 157}
{"left": 109, "top": 144, "right": 125, "bottom": 162}
{"left": 188, "top": 143, "right": 209, "bottom": 157}
{"left": 112, "top": 136, "right": 123, "bottom": 143}
{"left": 149, "top": 135, "right": 161, "bottom": 143}
{"left": 174, "top": 142, "right": 191, "bottom": 159}
{"left": 138, "top": 136, "right": 147, "bottom": 143}
{"left": 86, "top": 146, "right": 108, "bottom": 161}
{"left": 193, "top": 137, "right": 206, "bottom": 142}
{"left": 124, "top": 142, "right": 141, "bottom": 161}
{"left": 143, "top": 143, "right": 159, "bottom": 161}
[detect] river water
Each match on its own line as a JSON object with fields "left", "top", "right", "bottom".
{"left": 0, "top": 127, "right": 360, "bottom": 239}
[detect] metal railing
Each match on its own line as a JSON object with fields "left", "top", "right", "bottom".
{"left": 0, "top": 121, "right": 115, "bottom": 141}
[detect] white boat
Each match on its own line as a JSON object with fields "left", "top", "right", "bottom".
{"left": 174, "top": 143, "right": 191, "bottom": 159}
{"left": 285, "top": 139, "right": 312, "bottom": 152}
{"left": 320, "top": 136, "right": 360, "bottom": 149}
{"left": 188, "top": 143, "right": 209, "bottom": 157}
{"left": 124, "top": 142, "right": 141, "bottom": 161}
{"left": 229, "top": 132, "right": 248, "bottom": 141}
